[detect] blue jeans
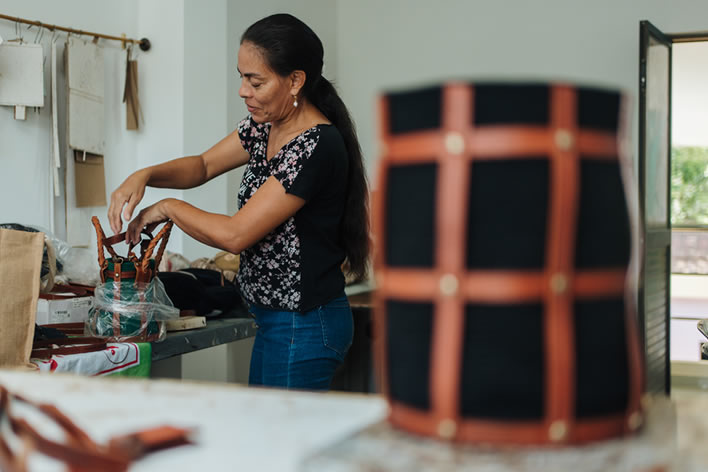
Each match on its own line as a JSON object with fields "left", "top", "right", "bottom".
{"left": 248, "top": 294, "right": 353, "bottom": 390}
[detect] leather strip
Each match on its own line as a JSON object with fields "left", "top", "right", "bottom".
{"left": 33, "top": 337, "right": 104, "bottom": 349}
{"left": 104, "top": 270, "right": 136, "bottom": 280}
{"left": 374, "top": 96, "right": 392, "bottom": 399}
{"left": 31, "top": 343, "right": 108, "bottom": 360}
{"left": 103, "top": 232, "right": 127, "bottom": 246}
{"left": 108, "top": 426, "right": 192, "bottom": 459}
{"left": 541, "top": 85, "right": 580, "bottom": 440}
{"left": 385, "top": 127, "right": 620, "bottom": 163}
{"left": 389, "top": 400, "right": 633, "bottom": 444}
{"left": 429, "top": 84, "right": 472, "bottom": 437}
{"left": 378, "top": 268, "right": 627, "bottom": 302}
{"left": 41, "top": 322, "right": 86, "bottom": 334}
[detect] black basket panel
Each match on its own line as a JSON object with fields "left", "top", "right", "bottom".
{"left": 574, "top": 298, "right": 630, "bottom": 417}
{"left": 577, "top": 88, "right": 621, "bottom": 132}
{"left": 386, "top": 300, "right": 434, "bottom": 410}
{"left": 466, "top": 159, "right": 549, "bottom": 269}
{"left": 385, "top": 164, "right": 438, "bottom": 268}
{"left": 461, "top": 303, "right": 545, "bottom": 420}
{"left": 575, "top": 160, "right": 631, "bottom": 268}
{"left": 388, "top": 86, "right": 443, "bottom": 135}
{"left": 474, "top": 84, "right": 549, "bottom": 126}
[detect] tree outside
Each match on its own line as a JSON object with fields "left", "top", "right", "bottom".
{"left": 671, "top": 146, "right": 708, "bottom": 226}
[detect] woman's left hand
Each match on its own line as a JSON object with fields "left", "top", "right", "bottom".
{"left": 126, "top": 199, "right": 173, "bottom": 245}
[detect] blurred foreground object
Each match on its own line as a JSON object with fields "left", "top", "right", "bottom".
{"left": 372, "top": 82, "right": 643, "bottom": 445}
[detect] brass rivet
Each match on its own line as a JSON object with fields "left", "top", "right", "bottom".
{"left": 628, "top": 411, "right": 643, "bottom": 431}
{"left": 555, "top": 129, "right": 574, "bottom": 151}
{"left": 439, "top": 273, "right": 459, "bottom": 297}
{"left": 549, "top": 273, "right": 568, "bottom": 295}
{"left": 549, "top": 420, "right": 568, "bottom": 442}
{"left": 437, "top": 418, "right": 457, "bottom": 439}
{"left": 444, "top": 132, "right": 465, "bottom": 155}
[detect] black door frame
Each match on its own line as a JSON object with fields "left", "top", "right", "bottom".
{"left": 638, "top": 20, "right": 672, "bottom": 394}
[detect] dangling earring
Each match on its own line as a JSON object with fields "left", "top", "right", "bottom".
{"left": 293, "top": 95, "right": 298, "bottom": 108}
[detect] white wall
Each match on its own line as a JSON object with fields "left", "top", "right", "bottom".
{"left": 335, "top": 0, "right": 708, "bottom": 182}
{"left": 181, "top": 0, "right": 229, "bottom": 260}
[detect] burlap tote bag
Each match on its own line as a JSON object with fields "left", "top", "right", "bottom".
{"left": 0, "top": 228, "right": 44, "bottom": 369}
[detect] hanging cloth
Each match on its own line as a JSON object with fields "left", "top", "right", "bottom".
{"left": 123, "top": 46, "right": 143, "bottom": 130}
{"left": 65, "top": 36, "right": 105, "bottom": 154}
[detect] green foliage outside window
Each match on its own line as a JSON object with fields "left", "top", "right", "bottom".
{"left": 671, "top": 146, "right": 708, "bottom": 226}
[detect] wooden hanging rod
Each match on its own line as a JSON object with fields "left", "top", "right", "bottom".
{"left": 0, "top": 13, "right": 151, "bottom": 51}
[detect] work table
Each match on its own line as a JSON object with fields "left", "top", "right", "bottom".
{"left": 2, "top": 369, "right": 708, "bottom": 471}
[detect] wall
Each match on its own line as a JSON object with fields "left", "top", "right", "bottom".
{"left": 335, "top": 0, "right": 708, "bottom": 182}
{"left": 0, "top": 0, "right": 140, "bottom": 247}
{"left": 181, "top": 0, "right": 229, "bottom": 260}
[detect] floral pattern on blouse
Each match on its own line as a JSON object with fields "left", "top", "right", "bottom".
{"left": 236, "top": 116, "right": 321, "bottom": 311}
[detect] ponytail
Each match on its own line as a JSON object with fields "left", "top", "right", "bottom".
{"left": 308, "top": 78, "right": 370, "bottom": 282}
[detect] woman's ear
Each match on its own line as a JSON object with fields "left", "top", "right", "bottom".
{"left": 289, "top": 70, "right": 306, "bottom": 96}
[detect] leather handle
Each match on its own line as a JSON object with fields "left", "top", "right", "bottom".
{"left": 140, "top": 221, "right": 173, "bottom": 274}
{"left": 91, "top": 217, "right": 119, "bottom": 274}
{"left": 91, "top": 216, "right": 173, "bottom": 279}
{"left": 0, "top": 385, "right": 192, "bottom": 471}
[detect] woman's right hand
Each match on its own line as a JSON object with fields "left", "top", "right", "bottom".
{"left": 108, "top": 169, "right": 150, "bottom": 235}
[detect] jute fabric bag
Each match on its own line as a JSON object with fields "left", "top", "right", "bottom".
{"left": 0, "top": 228, "right": 44, "bottom": 369}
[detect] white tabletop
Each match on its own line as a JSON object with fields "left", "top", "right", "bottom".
{"left": 0, "top": 369, "right": 388, "bottom": 471}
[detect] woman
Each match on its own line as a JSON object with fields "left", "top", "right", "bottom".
{"left": 108, "top": 13, "right": 369, "bottom": 390}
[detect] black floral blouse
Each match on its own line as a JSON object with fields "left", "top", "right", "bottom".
{"left": 236, "top": 116, "right": 349, "bottom": 312}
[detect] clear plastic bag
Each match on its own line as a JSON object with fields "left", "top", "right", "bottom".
{"left": 45, "top": 231, "right": 100, "bottom": 287}
{"left": 86, "top": 277, "right": 179, "bottom": 342}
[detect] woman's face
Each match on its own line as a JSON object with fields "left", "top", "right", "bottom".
{"left": 237, "top": 42, "right": 294, "bottom": 123}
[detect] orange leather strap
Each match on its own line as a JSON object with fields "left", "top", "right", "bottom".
{"left": 0, "top": 385, "right": 192, "bottom": 471}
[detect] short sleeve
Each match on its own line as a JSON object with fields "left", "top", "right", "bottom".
{"left": 272, "top": 126, "right": 345, "bottom": 201}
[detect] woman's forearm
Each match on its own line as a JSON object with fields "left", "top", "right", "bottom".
{"left": 161, "top": 199, "right": 244, "bottom": 254}
{"left": 144, "top": 155, "right": 208, "bottom": 189}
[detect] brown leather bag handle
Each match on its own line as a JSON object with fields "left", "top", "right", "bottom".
{"left": 91, "top": 216, "right": 173, "bottom": 282}
{"left": 0, "top": 385, "right": 192, "bottom": 472}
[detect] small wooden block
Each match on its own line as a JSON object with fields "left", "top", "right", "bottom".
{"left": 166, "top": 316, "right": 206, "bottom": 332}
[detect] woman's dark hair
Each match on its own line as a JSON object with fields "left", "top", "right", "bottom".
{"left": 242, "top": 13, "right": 370, "bottom": 282}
